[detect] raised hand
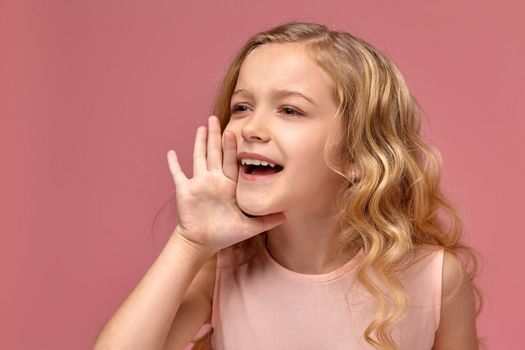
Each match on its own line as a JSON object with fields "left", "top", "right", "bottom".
{"left": 166, "top": 115, "right": 286, "bottom": 256}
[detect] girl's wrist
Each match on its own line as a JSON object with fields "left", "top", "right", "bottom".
{"left": 172, "top": 226, "right": 216, "bottom": 261}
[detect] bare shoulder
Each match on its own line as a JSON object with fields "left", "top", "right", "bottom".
{"left": 432, "top": 250, "right": 479, "bottom": 350}
{"left": 441, "top": 250, "right": 470, "bottom": 302}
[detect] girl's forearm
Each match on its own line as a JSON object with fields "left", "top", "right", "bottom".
{"left": 92, "top": 227, "right": 213, "bottom": 350}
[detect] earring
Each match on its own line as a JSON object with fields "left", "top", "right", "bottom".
{"left": 351, "top": 170, "right": 356, "bottom": 183}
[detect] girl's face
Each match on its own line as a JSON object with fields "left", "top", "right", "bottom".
{"left": 225, "top": 43, "right": 344, "bottom": 217}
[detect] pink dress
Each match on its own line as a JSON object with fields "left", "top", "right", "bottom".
{"left": 190, "top": 240, "right": 444, "bottom": 350}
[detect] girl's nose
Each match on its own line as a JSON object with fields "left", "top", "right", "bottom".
{"left": 241, "top": 114, "right": 270, "bottom": 142}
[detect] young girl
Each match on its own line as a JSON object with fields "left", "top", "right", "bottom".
{"left": 93, "top": 22, "right": 483, "bottom": 350}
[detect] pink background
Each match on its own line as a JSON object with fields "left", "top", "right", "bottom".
{"left": 1, "top": 0, "right": 523, "bottom": 349}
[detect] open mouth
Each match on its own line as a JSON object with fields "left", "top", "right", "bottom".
{"left": 241, "top": 163, "right": 284, "bottom": 176}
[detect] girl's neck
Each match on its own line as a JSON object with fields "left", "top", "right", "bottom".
{"left": 263, "top": 230, "right": 363, "bottom": 275}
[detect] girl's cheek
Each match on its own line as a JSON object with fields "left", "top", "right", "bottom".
{"left": 224, "top": 124, "right": 233, "bottom": 133}
{"left": 223, "top": 120, "right": 237, "bottom": 133}
{"left": 223, "top": 126, "right": 242, "bottom": 147}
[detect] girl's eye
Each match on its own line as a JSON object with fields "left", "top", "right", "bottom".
{"left": 231, "top": 104, "right": 303, "bottom": 117}
{"left": 231, "top": 104, "right": 248, "bottom": 113}
{"left": 280, "top": 106, "right": 302, "bottom": 117}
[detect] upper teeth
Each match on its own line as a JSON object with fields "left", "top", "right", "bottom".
{"left": 241, "top": 159, "right": 277, "bottom": 167}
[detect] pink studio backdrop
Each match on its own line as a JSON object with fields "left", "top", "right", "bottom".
{"left": 1, "top": 0, "right": 523, "bottom": 349}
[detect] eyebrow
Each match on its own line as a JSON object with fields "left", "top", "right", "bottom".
{"left": 231, "top": 88, "right": 317, "bottom": 107}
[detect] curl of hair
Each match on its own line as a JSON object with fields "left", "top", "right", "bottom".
{"left": 162, "top": 21, "right": 484, "bottom": 350}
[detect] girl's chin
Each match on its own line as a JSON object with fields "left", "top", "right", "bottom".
{"left": 240, "top": 209, "right": 259, "bottom": 218}
{"left": 237, "top": 204, "right": 273, "bottom": 217}
{"left": 236, "top": 197, "right": 280, "bottom": 217}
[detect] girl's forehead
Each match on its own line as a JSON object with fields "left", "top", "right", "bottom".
{"left": 240, "top": 44, "right": 313, "bottom": 77}
{"left": 236, "top": 44, "right": 334, "bottom": 101}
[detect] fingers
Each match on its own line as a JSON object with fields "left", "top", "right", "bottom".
{"left": 207, "top": 115, "right": 223, "bottom": 171}
{"left": 167, "top": 149, "right": 187, "bottom": 188}
{"left": 193, "top": 125, "right": 207, "bottom": 177}
{"left": 222, "top": 130, "right": 239, "bottom": 181}
{"left": 192, "top": 115, "right": 233, "bottom": 178}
